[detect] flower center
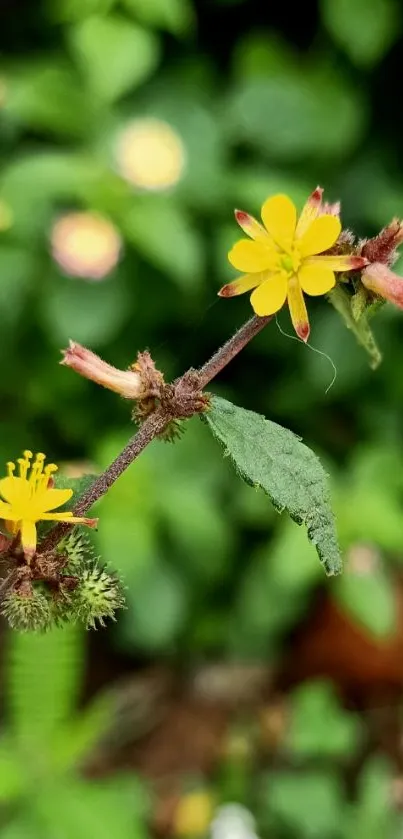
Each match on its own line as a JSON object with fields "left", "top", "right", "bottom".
{"left": 279, "top": 247, "right": 301, "bottom": 276}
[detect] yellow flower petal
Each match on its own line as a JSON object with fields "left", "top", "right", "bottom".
{"left": 235, "top": 210, "right": 269, "bottom": 241}
{"left": 0, "top": 477, "right": 31, "bottom": 506}
{"left": 20, "top": 520, "right": 37, "bottom": 558}
{"left": 228, "top": 240, "right": 276, "bottom": 273}
{"left": 295, "top": 187, "right": 323, "bottom": 237}
{"left": 218, "top": 273, "right": 262, "bottom": 298}
{"left": 287, "top": 277, "right": 310, "bottom": 342}
{"left": 250, "top": 273, "right": 288, "bottom": 316}
{"left": 0, "top": 500, "right": 13, "bottom": 519}
{"left": 298, "top": 264, "right": 335, "bottom": 296}
{"left": 261, "top": 194, "right": 297, "bottom": 248}
{"left": 298, "top": 215, "right": 341, "bottom": 257}
{"left": 306, "top": 255, "right": 368, "bottom": 272}
{"left": 41, "top": 512, "right": 98, "bottom": 526}
{"left": 32, "top": 488, "right": 73, "bottom": 515}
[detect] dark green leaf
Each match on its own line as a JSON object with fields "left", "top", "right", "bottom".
{"left": 69, "top": 14, "right": 160, "bottom": 102}
{"left": 321, "top": 0, "right": 400, "bottom": 68}
{"left": 204, "top": 396, "right": 341, "bottom": 575}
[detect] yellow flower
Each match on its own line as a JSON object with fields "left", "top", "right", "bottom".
{"left": 0, "top": 451, "right": 97, "bottom": 559}
{"left": 219, "top": 188, "right": 368, "bottom": 341}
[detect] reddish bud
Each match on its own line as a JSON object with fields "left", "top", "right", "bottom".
{"left": 361, "top": 262, "right": 403, "bottom": 309}
{"left": 61, "top": 341, "right": 142, "bottom": 399}
{"left": 361, "top": 219, "right": 403, "bottom": 266}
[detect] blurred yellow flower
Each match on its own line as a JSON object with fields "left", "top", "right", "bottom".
{"left": 51, "top": 212, "right": 121, "bottom": 280}
{"left": 0, "top": 451, "right": 97, "bottom": 559}
{"left": 220, "top": 188, "right": 368, "bottom": 342}
{"left": 173, "top": 790, "right": 214, "bottom": 837}
{"left": 116, "top": 118, "right": 186, "bottom": 191}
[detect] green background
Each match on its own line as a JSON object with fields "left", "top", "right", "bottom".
{"left": 1, "top": 0, "right": 403, "bottom": 836}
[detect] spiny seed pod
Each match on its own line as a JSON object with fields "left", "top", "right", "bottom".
{"left": 57, "top": 530, "right": 95, "bottom": 573}
{"left": 72, "top": 563, "right": 125, "bottom": 629}
{"left": 2, "top": 586, "right": 52, "bottom": 632}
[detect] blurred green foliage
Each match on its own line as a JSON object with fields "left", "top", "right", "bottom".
{"left": 1, "top": 0, "right": 403, "bottom": 835}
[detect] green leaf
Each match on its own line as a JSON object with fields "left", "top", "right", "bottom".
{"left": 123, "top": 196, "right": 204, "bottom": 288}
{"left": 6, "top": 626, "right": 84, "bottom": 746}
{"left": 4, "top": 63, "right": 96, "bottom": 137}
{"left": 226, "top": 68, "right": 365, "bottom": 161}
{"left": 321, "top": 0, "right": 400, "bottom": 68}
{"left": 0, "top": 152, "right": 109, "bottom": 237}
{"left": 69, "top": 14, "right": 160, "bottom": 102}
{"left": 333, "top": 568, "right": 397, "bottom": 638}
{"left": 345, "top": 758, "right": 398, "bottom": 839}
{"left": 328, "top": 284, "right": 382, "bottom": 369}
{"left": 260, "top": 770, "right": 345, "bottom": 837}
{"left": 33, "top": 778, "right": 149, "bottom": 839}
{"left": 122, "top": 0, "right": 194, "bottom": 35}
{"left": 287, "top": 681, "right": 362, "bottom": 759}
{"left": 204, "top": 396, "right": 341, "bottom": 575}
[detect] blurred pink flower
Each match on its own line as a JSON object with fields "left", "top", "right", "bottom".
{"left": 51, "top": 212, "right": 122, "bottom": 280}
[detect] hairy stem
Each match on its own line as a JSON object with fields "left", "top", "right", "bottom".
{"left": 40, "top": 409, "right": 168, "bottom": 552}
{"left": 39, "top": 314, "right": 272, "bottom": 553}
{"left": 198, "top": 315, "right": 272, "bottom": 387}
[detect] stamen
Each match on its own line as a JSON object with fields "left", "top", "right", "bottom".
{"left": 6, "top": 462, "right": 15, "bottom": 477}
{"left": 23, "top": 450, "right": 33, "bottom": 460}
{"left": 41, "top": 463, "right": 58, "bottom": 490}
{"left": 17, "top": 458, "right": 29, "bottom": 480}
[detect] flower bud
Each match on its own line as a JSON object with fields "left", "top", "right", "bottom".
{"left": 61, "top": 341, "right": 142, "bottom": 399}
{"left": 361, "top": 219, "right": 403, "bottom": 266}
{"left": 361, "top": 262, "right": 403, "bottom": 309}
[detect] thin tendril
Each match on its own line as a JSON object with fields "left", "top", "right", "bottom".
{"left": 275, "top": 316, "right": 337, "bottom": 395}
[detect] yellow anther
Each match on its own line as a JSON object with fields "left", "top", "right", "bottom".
{"left": 46, "top": 464, "right": 58, "bottom": 474}
{"left": 6, "top": 461, "right": 15, "bottom": 476}
{"left": 17, "top": 457, "right": 29, "bottom": 479}
{"left": 23, "top": 450, "right": 33, "bottom": 460}
{"left": 35, "top": 453, "right": 46, "bottom": 462}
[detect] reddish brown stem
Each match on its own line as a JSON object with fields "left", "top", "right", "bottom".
{"left": 39, "top": 314, "right": 273, "bottom": 553}
{"left": 198, "top": 315, "right": 272, "bottom": 388}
